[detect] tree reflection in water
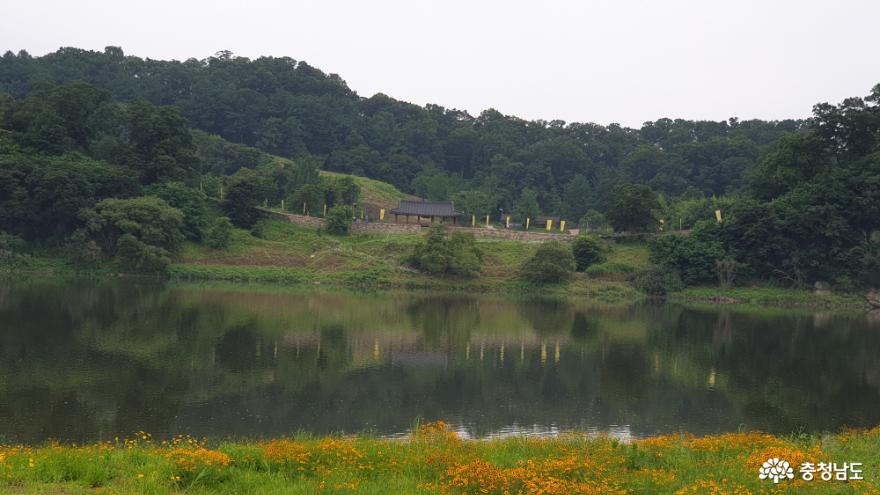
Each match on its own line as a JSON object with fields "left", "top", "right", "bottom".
{"left": 0, "top": 280, "right": 878, "bottom": 444}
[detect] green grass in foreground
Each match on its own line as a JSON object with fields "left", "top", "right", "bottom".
{"left": 2, "top": 423, "right": 879, "bottom": 494}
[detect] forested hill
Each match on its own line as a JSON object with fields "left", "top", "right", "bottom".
{"left": 0, "top": 46, "right": 804, "bottom": 218}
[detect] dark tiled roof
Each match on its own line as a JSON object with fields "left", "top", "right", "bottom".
{"left": 389, "top": 200, "right": 462, "bottom": 217}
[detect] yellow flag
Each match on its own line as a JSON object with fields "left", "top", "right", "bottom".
{"left": 471, "top": 215, "right": 476, "bottom": 227}
{"left": 715, "top": 209, "right": 722, "bottom": 223}
{"left": 379, "top": 208, "right": 385, "bottom": 221}
{"left": 560, "top": 220, "right": 566, "bottom": 232}
{"left": 546, "top": 219, "right": 553, "bottom": 231}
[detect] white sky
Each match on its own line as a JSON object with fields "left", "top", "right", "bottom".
{"left": 2, "top": 0, "right": 878, "bottom": 127}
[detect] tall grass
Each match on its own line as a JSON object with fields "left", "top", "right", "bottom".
{"left": 1, "top": 424, "right": 878, "bottom": 494}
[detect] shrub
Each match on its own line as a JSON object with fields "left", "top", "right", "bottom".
{"left": 632, "top": 267, "right": 683, "bottom": 296}
{"left": 116, "top": 234, "right": 171, "bottom": 274}
{"left": 408, "top": 225, "right": 482, "bottom": 277}
{"left": 571, "top": 235, "right": 607, "bottom": 271}
{"left": 222, "top": 168, "right": 270, "bottom": 228}
{"left": 80, "top": 196, "right": 185, "bottom": 255}
{"left": 649, "top": 223, "right": 725, "bottom": 285}
{"left": 325, "top": 205, "right": 354, "bottom": 235}
{"left": 206, "top": 217, "right": 233, "bottom": 249}
{"left": 144, "top": 182, "right": 209, "bottom": 241}
{"left": 0, "top": 231, "right": 26, "bottom": 262}
{"left": 520, "top": 241, "right": 576, "bottom": 284}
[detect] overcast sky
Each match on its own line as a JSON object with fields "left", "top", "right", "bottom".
{"left": 2, "top": 0, "right": 878, "bottom": 127}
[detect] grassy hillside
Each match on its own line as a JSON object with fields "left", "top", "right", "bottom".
{"left": 172, "top": 219, "right": 643, "bottom": 304}
{"left": 319, "top": 170, "right": 418, "bottom": 216}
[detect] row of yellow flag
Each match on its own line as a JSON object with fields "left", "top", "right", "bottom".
{"left": 377, "top": 209, "right": 567, "bottom": 231}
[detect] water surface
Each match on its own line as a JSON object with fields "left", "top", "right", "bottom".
{"left": 1, "top": 280, "right": 878, "bottom": 443}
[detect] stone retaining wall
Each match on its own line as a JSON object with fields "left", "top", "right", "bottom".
{"left": 446, "top": 226, "right": 574, "bottom": 242}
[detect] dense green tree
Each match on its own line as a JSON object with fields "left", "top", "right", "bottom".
{"left": 205, "top": 217, "right": 234, "bottom": 249}
{"left": 514, "top": 188, "right": 541, "bottom": 223}
{"left": 79, "top": 196, "right": 184, "bottom": 257}
{"left": 519, "top": 241, "right": 576, "bottom": 284}
{"left": 649, "top": 223, "right": 726, "bottom": 285}
{"left": 143, "top": 182, "right": 208, "bottom": 241}
{"left": 562, "top": 174, "right": 592, "bottom": 220}
{"left": 222, "top": 168, "right": 270, "bottom": 228}
{"left": 579, "top": 210, "right": 609, "bottom": 232}
{"left": 571, "top": 235, "right": 608, "bottom": 271}
{"left": 325, "top": 205, "right": 354, "bottom": 235}
{"left": 0, "top": 47, "right": 804, "bottom": 216}
{"left": 606, "top": 184, "right": 659, "bottom": 232}
{"left": 407, "top": 225, "right": 482, "bottom": 277}
{"left": 0, "top": 153, "right": 139, "bottom": 240}
{"left": 450, "top": 190, "right": 495, "bottom": 219}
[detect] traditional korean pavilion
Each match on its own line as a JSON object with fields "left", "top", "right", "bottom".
{"left": 389, "top": 200, "right": 463, "bottom": 225}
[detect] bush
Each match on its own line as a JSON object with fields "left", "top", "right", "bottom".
{"left": 572, "top": 235, "right": 607, "bottom": 271}
{"left": 520, "top": 241, "right": 576, "bottom": 284}
{"left": 116, "top": 234, "right": 171, "bottom": 274}
{"left": 408, "top": 225, "right": 482, "bottom": 277}
{"left": 325, "top": 205, "right": 354, "bottom": 235}
{"left": 649, "top": 223, "right": 726, "bottom": 285}
{"left": 80, "top": 196, "right": 185, "bottom": 255}
{"left": 206, "top": 217, "right": 234, "bottom": 249}
{"left": 144, "top": 182, "right": 209, "bottom": 241}
{"left": 632, "top": 267, "right": 683, "bottom": 296}
{"left": 223, "top": 168, "right": 270, "bottom": 228}
{"left": 0, "top": 231, "right": 26, "bottom": 261}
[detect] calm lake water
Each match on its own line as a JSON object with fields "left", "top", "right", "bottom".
{"left": 1, "top": 279, "right": 878, "bottom": 444}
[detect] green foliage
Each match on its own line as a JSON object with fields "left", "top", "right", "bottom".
{"left": 116, "top": 233, "right": 171, "bottom": 274}
{"left": 289, "top": 175, "right": 360, "bottom": 216}
{"left": 579, "top": 209, "right": 609, "bottom": 232}
{"left": 0, "top": 230, "right": 28, "bottom": 266}
{"left": 649, "top": 225, "right": 726, "bottom": 285}
{"left": 658, "top": 194, "right": 736, "bottom": 231}
{"left": 0, "top": 152, "right": 139, "bottom": 240}
{"left": 451, "top": 190, "right": 495, "bottom": 218}
{"left": 632, "top": 267, "right": 684, "bottom": 296}
{"left": 223, "top": 168, "right": 270, "bottom": 228}
{"left": 80, "top": 196, "right": 184, "bottom": 258}
{"left": 519, "top": 241, "right": 576, "bottom": 284}
{"left": 205, "top": 217, "right": 234, "bottom": 249}
{"left": 192, "top": 129, "right": 269, "bottom": 175}
{"left": 607, "top": 183, "right": 659, "bottom": 232}
{"left": 144, "top": 182, "right": 209, "bottom": 241}
{"left": 325, "top": 205, "right": 354, "bottom": 235}
{"left": 514, "top": 188, "right": 541, "bottom": 223}
{"left": 408, "top": 225, "right": 482, "bottom": 277}
{"left": 571, "top": 235, "right": 608, "bottom": 271}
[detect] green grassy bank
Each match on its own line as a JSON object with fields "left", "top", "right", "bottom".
{"left": 4, "top": 218, "right": 872, "bottom": 310}
{"left": 2, "top": 423, "right": 879, "bottom": 494}
{"left": 169, "top": 220, "right": 645, "bottom": 304}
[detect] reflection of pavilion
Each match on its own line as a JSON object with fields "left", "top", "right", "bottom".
{"left": 279, "top": 330, "right": 568, "bottom": 366}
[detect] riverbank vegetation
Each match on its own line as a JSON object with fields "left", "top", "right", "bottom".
{"left": 1, "top": 423, "right": 879, "bottom": 494}
{"left": 0, "top": 48, "right": 877, "bottom": 305}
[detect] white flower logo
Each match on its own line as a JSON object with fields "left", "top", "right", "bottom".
{"left": 759, "top": 458, "right": 794, "bottom": 483}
